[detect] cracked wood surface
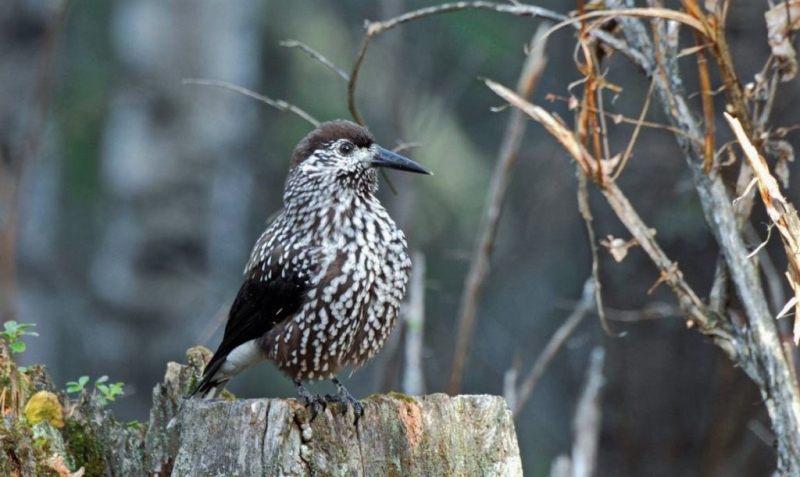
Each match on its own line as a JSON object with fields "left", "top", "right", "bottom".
{"left": 171, "top": 394, "right": 522, "bottom": 476}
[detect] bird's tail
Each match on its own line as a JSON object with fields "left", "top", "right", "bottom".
{"left": 167, "top": 359, "right": 229, "bottom": 430}
{"left": 188, "top": 359, "right": 230, "bottom": 399}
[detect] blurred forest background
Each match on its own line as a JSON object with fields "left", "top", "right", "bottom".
{"left": 3, "top": 0, "right": 800, "bottom": 475}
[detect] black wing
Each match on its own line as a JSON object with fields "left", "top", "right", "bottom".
{"left": 191, "top": 266, "right": 307, "bottom": 396}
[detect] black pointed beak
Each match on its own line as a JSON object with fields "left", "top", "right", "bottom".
{"left": 371, "top": 147, "right": 432, "bottom": 175}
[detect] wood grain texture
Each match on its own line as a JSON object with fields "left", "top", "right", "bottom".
{"left": 170, "top": 393, "right": 521, "bottom": 476}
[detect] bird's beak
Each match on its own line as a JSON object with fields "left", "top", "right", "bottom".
{"left": 371, "top": 147, "right": 433, "bottom": 175}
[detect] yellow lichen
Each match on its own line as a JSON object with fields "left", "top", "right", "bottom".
{"left": 24, "top": 391, "right": 64, "bottom": 428}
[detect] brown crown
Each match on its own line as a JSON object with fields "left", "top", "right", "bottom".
{"left": 290, "top": 120, "right": 375, "bottom": 169}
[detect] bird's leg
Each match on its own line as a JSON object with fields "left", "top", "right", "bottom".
{"left": 294, "top": 380, "right": 326, "bottom": 421}
{"left": 325, "top": 377, "right": 364, "bottom": 424}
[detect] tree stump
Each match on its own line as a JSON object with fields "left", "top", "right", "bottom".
{"left": 2, "top": 348, "right": 523, "bottom": 476}
{"left": 171, "top": 394, "right": 521, "bottom": 476}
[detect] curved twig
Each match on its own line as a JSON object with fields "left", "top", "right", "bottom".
{"left": 347, "top": 2, "right": 706, "bottom": 126}
{"left": 280, "top": 40, "right": 350, "bottom": 81}
{"left": 182, "top": 78, "right": 320, "bottom": 127}
{"left": 348, "top": 2, "right": 569, "bottom": 126}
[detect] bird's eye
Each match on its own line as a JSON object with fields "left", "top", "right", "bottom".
{"left": 338, "top": 142, "right": 355, "bottom": 155}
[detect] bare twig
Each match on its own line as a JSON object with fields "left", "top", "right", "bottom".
{"left": 549, "top": 346, "right": 606, "bottom": 477}
{"left": 685, "top": 1, "right": 717, "bottom": 172}
{"left": 511, "top": 279, "right": 596, "bottom": 417}
{"left": 182, "top": 78, "right": 320, "bottom": 127}
{"left": 402, "top": 251, "right": 426, "bottom": 396}
{"left": 347, "top": 2, "right": 680, "bottom": 127}
{"left": 612, "top": 79, "right": 655, "bottom": 180}
{"left": 578, "top": 170, "right": 622, "bottom": 337}
{"left": 280, "top": 40, "right": 350, "bottom": 81}
{"left": 571, "top": 347, "right": 605, "bottom": 477}
{"left": 447, "top": 25, "right": 549, "bottom": 394}
{"left": 347, "top": 1, "right": 653, "bottom": 126}
{"left": 745, "top": 222, "right": 787, "bottom": 316}
{"left": 546, "top": 94, "right": 688, "bottom": 137}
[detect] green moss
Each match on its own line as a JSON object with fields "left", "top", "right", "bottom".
{"left": 386, "top": 392, "right": 416, "bottom": 403}
{"left": 63, "top": 419, "right": 105, "bottom": 477}
{"left": 364, "top": 392, "right": 417, "bottom": 404}
{"left": 124, "top": 420, "right": 146, "bottom": 431}
{"left": 0, "top": 419, "right": 56, "bottom": 476}
{"left": 326, "top": 402, "right": 345, "bottom": 415}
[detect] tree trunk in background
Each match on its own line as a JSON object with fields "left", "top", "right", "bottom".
{"left": 89, "top": 0, "right": 261, "bottom": 416}
{"left": 1, "top": 0, "right": 65, "bottom": 371}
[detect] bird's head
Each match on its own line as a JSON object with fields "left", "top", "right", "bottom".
{"left": 286, "top": 120, "right": 431, "bottom": 196}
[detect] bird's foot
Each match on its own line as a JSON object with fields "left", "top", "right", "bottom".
{"left": 295, "top": 381, "right": 326, "bottom": 421}
{"left": 325, "top": 378, "right": 364, "bottom": 425}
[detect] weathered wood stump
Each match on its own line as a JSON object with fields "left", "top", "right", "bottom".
{"left": 172, "top": 394, "right": 521, "bottom": 476}
{"left": 2, "top": 348, "right": 523, "bottom": 476}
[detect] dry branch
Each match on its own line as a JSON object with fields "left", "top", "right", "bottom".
{"left": 726, "top": 113, "right": 800, "bottom": 342}
{"left": 448, "top": 25, "right": 548, "bottom": 395}
{"left": 484, "top": 78, "right": 737, "bottom": 359}
{"left": 578, "top": 169, "right": 619, "bottom": 337}
{"left": 280, "top": 40, "right": 350, "bottom": 82}
{"left": 182, "top": 78, "right": 320, "bottom": 127}
{"left": 549, "top": 347, "right": 606, "bottom": 477}
{"left": 570, "top": 347, "right": 605, "bottom": 477}
{"left": 602, "top": 4, "right": 800, "bottom": 471}
{"left": 510, "top": 279, "right": 596, "bottom": 417}
{"left": 346, "top": 1, "right": 651, "bottom": 126}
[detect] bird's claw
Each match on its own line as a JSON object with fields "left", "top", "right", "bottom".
{"left": 295, "top": 382, "right": 326, "bottom": 421}
{"left": 305, "top": 394, "right": 327, "bottom": 421}
{"left": 325, "top": 381, "right": 364, "bottom": 425}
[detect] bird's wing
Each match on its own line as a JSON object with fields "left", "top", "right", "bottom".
{"left": 192, "top": 239, "right": 309, "bottom": 396}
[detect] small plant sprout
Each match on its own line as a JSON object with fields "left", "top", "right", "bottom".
{"left": 95, "top": 376, "right": 125, "bottom": 405}
{"left": 66, "top": 375, "right": 125, "bottom": 406}
{"left": 1, "top": 321, "right": 39, "bottom": 354}
{"left": 66, "top": 376, "right": 90, "bottom": 394}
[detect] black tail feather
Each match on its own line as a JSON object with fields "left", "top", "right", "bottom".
{"left": 188, "top": 358, "right": 227, "bottom": 399}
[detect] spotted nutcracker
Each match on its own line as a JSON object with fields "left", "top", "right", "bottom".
{"left": 190, "top": 120, "right": 431, "bottom": 422}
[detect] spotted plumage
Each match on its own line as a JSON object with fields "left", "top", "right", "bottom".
{"left": 190, "top": 120, "right": 431, "bottom": 421}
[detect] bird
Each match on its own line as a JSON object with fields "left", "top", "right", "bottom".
{"left": 189, "top": 119, "right": 431, "bottom": 423}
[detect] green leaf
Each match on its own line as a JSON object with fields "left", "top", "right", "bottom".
{"left": 9, "top": 341, "right": 26, "bottom": 354}
{"left": 78, "top": 376, "right": 90, "bottom": 386}
{"left": 95, "top": 375, "right": 108, "bottom": 384}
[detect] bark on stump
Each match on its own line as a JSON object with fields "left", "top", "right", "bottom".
{"left": 2, "top": 348, "right": 523, "bottom": 476}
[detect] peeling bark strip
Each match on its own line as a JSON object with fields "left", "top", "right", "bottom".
{"left": 1, "top": 350, "right": 522, "bottom": 476}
